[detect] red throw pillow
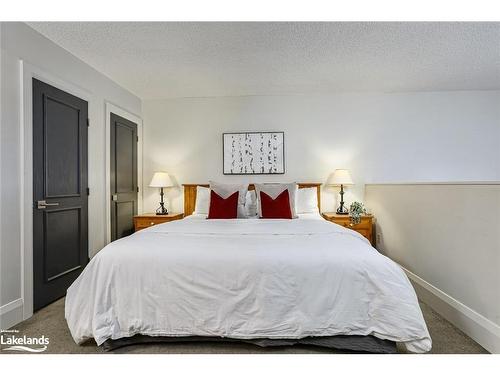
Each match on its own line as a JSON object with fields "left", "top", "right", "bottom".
{"left": 208, "top": 190, "right": 239, "bottom": 219}
{"left": 259, "top": 190, "right": 292, "bottom": 219}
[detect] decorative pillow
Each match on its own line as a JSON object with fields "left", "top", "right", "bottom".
{"left": 254, "top": 183, "right": 298, "bottom": 218}
{"left": 244, "top": 190, "right": 258, "bottom": 217}
{"left": 208, "top": 190, "right": 239, "bottom": 219}
{"left": 194, "top": 186, "right": 210, "bottom": 214}
{"left": 296, "top": 187, "right": 319, "bottom": 213}
{"left": 259, "top": 190, "right": 292, "bottom": 219}
{"left": 209, "top": 181, "right": 248, "bottom": 218}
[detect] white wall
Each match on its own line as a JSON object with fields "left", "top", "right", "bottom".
{"left": 365, "top": 184, "right": 500, "bottom": 352}
{"left": 142, "top": 91, "right": 500, "bottom": 213}
{"left": 0, "top": 22, "right": 141, "bottom": 328}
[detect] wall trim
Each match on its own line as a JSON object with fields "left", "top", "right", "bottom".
{"left": 0, "top": 298, "right": 23, "bottom": 315}
{"left": 104, "top": 102, "right": 143, "bottom": 246}
{"left": 366, "top": 181, "right": 500, "bottom": 186}
{"left": 0, "top": 299, "right": 24, "bottom": 330}
{"left": 402, "top": 266, "right": 500, "bottom": 354}
{"left": 20, "top": 59, "right": 93, "bottom": 324}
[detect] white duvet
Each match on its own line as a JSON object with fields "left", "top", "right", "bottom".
{"left": 65, "top": 215, "right": 431, "bottom": 353}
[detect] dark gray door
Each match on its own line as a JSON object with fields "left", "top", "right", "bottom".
{"left": 110, "top": 113, "right": 138, "bottom": 241}
{"left": 32, "top": 79, "right": 88, "bottom": 311}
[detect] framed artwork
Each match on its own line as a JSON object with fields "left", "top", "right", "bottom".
{"left": 223, "top": 132, "right": 285, "bottom": 175}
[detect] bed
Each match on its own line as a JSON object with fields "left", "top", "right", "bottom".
{"left": 65, "top": 183, "right": 431, "bottom": 353}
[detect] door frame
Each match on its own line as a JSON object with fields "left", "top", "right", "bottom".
{"left": 19, "top": 62, "right": 143, "bottom": 323}
{"left": 20, "top": 60, "right": 92, "bottom": 321}
{"left": 105, "top": 102, "right": 143, "bottom": 244}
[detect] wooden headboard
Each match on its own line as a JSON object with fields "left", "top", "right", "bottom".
{"left": 182, "top": 183, "right": 322, "bottom": 216}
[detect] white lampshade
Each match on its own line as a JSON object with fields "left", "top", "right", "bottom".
{"left": 149, "top": 172, "right": 173, "bottom": 188}
{"left": 327, "top": 169, "right": 354, "bottom": 186}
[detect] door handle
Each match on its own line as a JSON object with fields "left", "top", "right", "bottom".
{"left": 37, "top": 200, "right": 60, "bottom": 209}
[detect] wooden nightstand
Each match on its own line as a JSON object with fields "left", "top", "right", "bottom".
{"left": 133, "top": 213, "right": 184, "bottom": 232}
{"left": 322, "top": 212, "right": 374, "bottom": 245}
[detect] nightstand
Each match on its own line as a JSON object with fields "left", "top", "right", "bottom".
{"left": 133, "top": 213, "right": 184, "bottom": 232}
{"left": 322, "top": 212, "right": 374, "bottom": 245}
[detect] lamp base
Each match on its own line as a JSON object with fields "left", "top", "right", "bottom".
{"left": 336, "top": 207, "right": 349, "bottom": 215}
{"left": 336, "top": 184, "right": 349, "bottom": 215}
{"left": 155, "top": 204, "right": 168, "bottom": 215}
{"left": 156, "top": 187, "right": 168, "bottom": 215}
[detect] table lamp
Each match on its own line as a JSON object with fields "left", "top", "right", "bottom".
{"left": 149, "top": 172, "right": 173, "bottom": 215}
{"left": 327, "top": 169, "right": 353, "bottom": 215}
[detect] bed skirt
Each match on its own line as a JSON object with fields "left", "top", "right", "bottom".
{"left": 102, "top": 335, "right": 398, "bottom": 353}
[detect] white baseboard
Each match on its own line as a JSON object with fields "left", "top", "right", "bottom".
{"left": 0, "top": 298, "right": 24, "bottom": 330}
{"left": 403, "top": 267, "right": 500, "bottom": 354}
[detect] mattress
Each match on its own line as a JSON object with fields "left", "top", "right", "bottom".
{"left": 65, "top": 214, "right": 431, "bottom": 352}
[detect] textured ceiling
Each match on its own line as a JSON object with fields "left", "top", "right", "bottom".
{"left": 27, "top": 22, "right": 500, "bottom": 99}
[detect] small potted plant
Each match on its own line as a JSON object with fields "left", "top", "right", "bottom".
{"left": 349, "top": 201, "right": 366, "bottom": 225}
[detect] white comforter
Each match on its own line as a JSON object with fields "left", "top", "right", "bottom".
{"left": 65, "top": 215, "right": 431, "bottom": 352}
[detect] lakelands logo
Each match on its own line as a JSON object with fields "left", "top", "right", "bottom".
{"left": 1, "top": 330, "right": 49, "bottom": 353}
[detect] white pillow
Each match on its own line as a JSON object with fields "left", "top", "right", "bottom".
{"left": 296, "top": 187, "right": 319, "bottom": 214}
{"left": 245, "top": 190, "right": 258, "bottom": 217}
{"left": 193, "top": 186, "right": 210, "bottom": 214}
{"left": 209, "top": 181, "right": 248, "bottom": 218}
{"left": 254, "top": 183, "right": 298, "bottom": 218}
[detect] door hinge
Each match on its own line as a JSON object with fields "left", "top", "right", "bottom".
{"left": 136, "top": 135, "right": 139, "bottom": 142}
{"left": 137, "top": 186, "right": 139, "bottom": 193}
{"left": 87, "top": 118, "right": 90, "bottom": 127}
{"left": 86, "top": 187, "right": 90, "bottom": 195}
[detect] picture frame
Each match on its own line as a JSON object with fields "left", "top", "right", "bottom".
{"left": 222, "top": 132, "right": 285, "bottom": 175}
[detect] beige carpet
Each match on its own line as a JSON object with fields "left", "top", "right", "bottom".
{"left": 3, "top": 298, "right": 487, "bottom": 354}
